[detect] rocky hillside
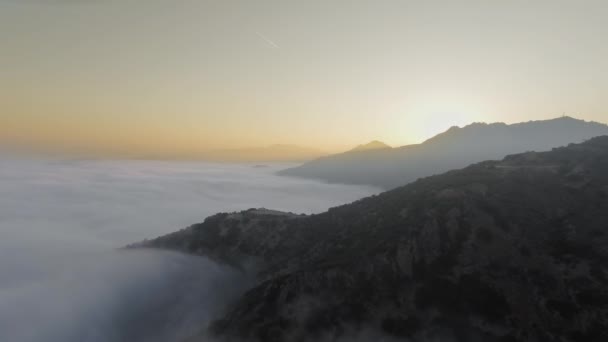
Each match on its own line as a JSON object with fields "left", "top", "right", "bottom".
{"left": 279, "top": 117, "right": 608, "bottom": 189}
{"left": 136, "top": 136, "right": 608, "bottom": 342}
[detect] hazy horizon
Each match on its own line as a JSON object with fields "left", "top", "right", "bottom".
{"left": 2, "top": 0, "right": 608, "bottom": 158}
{"left": 3, "top": 115, "right": 607, "bottom": 161}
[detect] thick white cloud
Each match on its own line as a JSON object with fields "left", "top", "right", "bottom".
{"left": 0, "top": 156, "right": 379, "bottom": 342}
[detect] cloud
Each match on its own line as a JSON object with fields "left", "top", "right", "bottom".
{"left": 255, "top": 31, "right": 280, "bottom": 49}
{"left": 0, "top": 155, "right": 379, "bottom": 342}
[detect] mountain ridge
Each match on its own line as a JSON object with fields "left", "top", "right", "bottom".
{"left": 135, "top": 136, "right": 608, "bottom": 342}
{"left": 279, "top": 117, "right": 608, "bottom": 189}
{"left": 350, "top": 140, "right": 392, "bottom": 152}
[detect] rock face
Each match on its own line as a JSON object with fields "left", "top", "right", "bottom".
{"left": 137, "top": 136, "right": 608, "bottom": 342}
{"left": 278, "top": 117, "right": 608, "bottom": 189}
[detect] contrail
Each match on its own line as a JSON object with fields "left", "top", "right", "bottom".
{"left": 255, "top": 31, "right": 280, "bottom": 49}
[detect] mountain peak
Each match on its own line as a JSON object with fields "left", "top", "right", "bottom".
{"left": 350, "top": 140, "right": 391, "bottom": 152}
{"left": 425, "top": 116, "right": 606, "bottom": 145}
{"left": 554, "top": 115, "right": 579, "bottom": 121}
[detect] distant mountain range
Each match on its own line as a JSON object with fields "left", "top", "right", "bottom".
{"left": 202, "top": 144, "right": 327, "bottom": 162}
{"left": 349, "top": 140, "right": 392, "bottom": 152}
{"left": 279, "top": 117, "right": 608, "bottom": 189}
{"left": 135, "top": 136, "right": 608, "bottom": 342}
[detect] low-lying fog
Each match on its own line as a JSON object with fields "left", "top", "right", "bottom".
{"left": 0, "top": 156, "right": 379, "bottom": 342}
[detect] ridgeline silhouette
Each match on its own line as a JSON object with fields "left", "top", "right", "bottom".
{"left": 135, "top": 136, "right": 608, "bottom": 342}
{"left": 279, "top": 117, "right": 608, "bottom": 189}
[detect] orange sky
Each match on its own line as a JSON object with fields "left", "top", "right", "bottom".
{"left": 1, "top": 0, "right": 607, "bottom": 158}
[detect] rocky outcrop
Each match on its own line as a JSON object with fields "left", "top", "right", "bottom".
{"left": 137, "top": 136, "right": 608, "bottom": 342}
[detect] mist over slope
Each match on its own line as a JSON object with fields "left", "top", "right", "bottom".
{"left": 0, "top": 157, "right": 378, "bottom": 342}
{"left": 142, "top": 136, "right": 608, "bottom": 342}
{"left": 279, "top": 117, "right": 608, "bottom": 189}
{"left": 0, "top": 250, "right": 249, "bottom": 342}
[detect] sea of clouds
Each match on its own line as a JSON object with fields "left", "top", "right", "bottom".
{"left": 0, "top": 156, "right": 379, "bottom": 342}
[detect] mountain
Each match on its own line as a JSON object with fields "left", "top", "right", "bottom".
{"left": 134, "top": 136, "right": 608, "bottom": 342}
{"left": 278, "top": 117, "right": 608, "bottom": 189}
{"left": 349, "top": 140, "right": 392, "bottom": 152}
{"left": 202, "top": 144, "right": 327, "bottom": 162}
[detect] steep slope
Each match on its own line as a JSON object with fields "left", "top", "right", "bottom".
{"left": 278, "top": 117, "right": 608, "bottom": 189}
{"left": 137, "top": 136, "right": 608, "bottom": 342}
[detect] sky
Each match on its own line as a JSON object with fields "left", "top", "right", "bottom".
{"left": 1, "top": 0, "right": 607, "bottom": 157}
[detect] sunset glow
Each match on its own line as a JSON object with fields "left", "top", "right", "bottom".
{"left": 1, "top": 0, "right": 607, "bottom": 158}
